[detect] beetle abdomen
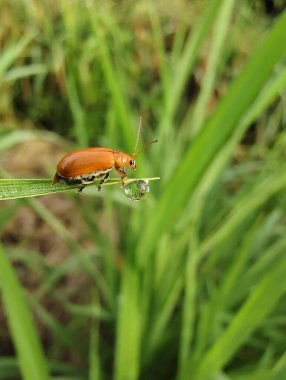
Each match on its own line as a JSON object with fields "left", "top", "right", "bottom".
{"left": 53, "top": 168, "right": 112, "bottom": 185}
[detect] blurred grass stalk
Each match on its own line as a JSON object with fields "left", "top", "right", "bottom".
{"left": 0, "top": 244, "right": 49, "bottom": 380}
{"left": 115, "top": 4, "right": 286, "bottom": 380}
{"left": 1, "top": 1, "right": 286, "bottom": 380}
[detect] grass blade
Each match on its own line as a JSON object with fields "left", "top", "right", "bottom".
{"left": 0, "top": 245, "right": 49, "bottom": 380}
{"left": 161, "top": 0, "right": 223, "bottom": 135}
{"left": 191, "top": 0, "right": 235, "bottom": 136}
{"left": 193, "top": 252, "right": 286, "bottom": 379}
{"left": 199, "top": 169, "right": 286, "bottom": 258}
{"left": 3, "top": 63, "right": 47, "bottom": 81}
{"left": 0, "top": 33, "right": 33, "bottom": 83}
{"left": 89, "top": 8, "right": 134, "bottom": 151}
{"left": 114, "top": 265, "right": 141, "bottom": 380}
{"left": 0, "top": 178, "right": 160, "bottom": 200}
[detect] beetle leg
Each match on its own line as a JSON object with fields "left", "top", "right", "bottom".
{"left": 97, "top": 172, "right": 110, "bottom": 191}
{"left": 77, "top": 185, "right": 85, "bottom": 195}
{"left": 115, "top": 167, "right": 127, "bottom": 186}
{"left": 52, "top": 172, "right": 61, "bottom": 185}
{"left": 77, "top": 177, "right": 95, "bottom": 194}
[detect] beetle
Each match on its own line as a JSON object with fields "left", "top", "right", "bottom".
{"left": 52, "top": 120, "right": 157, "bottom": 193}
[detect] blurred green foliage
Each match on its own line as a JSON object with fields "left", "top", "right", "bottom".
{"left": 1, "top": 1, "right": 286, "bottom": 380}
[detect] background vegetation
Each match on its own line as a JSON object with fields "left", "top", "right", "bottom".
{"left": 1, "top": 1, "right": 286, "bottom": 379}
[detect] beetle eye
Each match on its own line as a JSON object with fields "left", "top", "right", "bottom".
{"left": 130, "top": 160, "right": 134, "bottom": 166}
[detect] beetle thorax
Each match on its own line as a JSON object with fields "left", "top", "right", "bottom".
{"left": 114, "top": 151, "right": 136, "bottom": 169}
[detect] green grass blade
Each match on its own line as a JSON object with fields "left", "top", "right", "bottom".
{"left": 137, "top": 10, "right": 286, "bottom": 266}
{"left": 0, "top": 179, "right": 80, "bottom": 199}
{"left": 178, "top": 242, "right": 199, "bottom": 379}
{"left": 192, "top": 252, "right": 286, "bottom": 379}
{"left": 89, "top": 325, "right": 101, "bottom": 380}
{"left": 272, "top": 352, "right": 286, "bottom": 380}
{"left": 114, "top": 265, "right": 141, "bottom": 380}
{"left": 3, "top": 63, "right": 48, "bottom": 81}
{"left": 0, "top": 178, "right": 159, "bottom": 200}
{"left": 88, "top": 302, "right": 103, "bottom": 380}
{"left": 241, "top": 63, "right": 286, "bottom": 127}
{"left": 148, "top": 4, "right": 170, "bottom": 107}
{"left": 66, "top": 70, "right": 89, "bottom": 147}
{"left": 175, "top": 61, "right": 286, "bottom": 235}
{"left": 199, "top": 170, "right": 286, "bottom": 258}
{"left": 191, "top": 0, "right": 235, "bottom": 136}
{"left": 147, "top": 277, "right": 183, "bottom": 358}
{"left": 89, "top": 9, "right": 134, "bottom": 151}
{"left": 31, "top": 300, "right": 86, "bottom": 357}
{"left": 159, "top": 0, "right": 222, "bottom": 141}
{"left": 0, "top": 245, "right": 49, "bottom": 380}
{"left": 0, "top": 33, "right": 33, "bottom": 83}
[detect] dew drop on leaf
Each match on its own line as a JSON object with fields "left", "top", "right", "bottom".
{"left": 123, "top": 180, "right": 150, "bottom": 201}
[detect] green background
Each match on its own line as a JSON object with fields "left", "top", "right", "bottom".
{"left": 1, "top": 1, "right": 286, "bottom": 379}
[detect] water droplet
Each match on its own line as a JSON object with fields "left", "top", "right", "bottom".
{"left": 124, "top": 180, "right": 150, "bottom": 201}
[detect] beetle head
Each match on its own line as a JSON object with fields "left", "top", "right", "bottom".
{"left": 114, "top": 152, "right": 136, "bottom": 170}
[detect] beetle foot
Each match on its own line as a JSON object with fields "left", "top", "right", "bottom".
{"left": 77, "top": 185, "right": 85, "bottom": 195}
{"left": 121, "top": 178, "right": 127, "bottom": 187}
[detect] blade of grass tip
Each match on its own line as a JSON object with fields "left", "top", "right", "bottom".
{"left": 0, "top": 245, "right": 49, "bottom": 380}
{"left": 192, "top": 251, "right": 286, "bottom": 379}
{"left": 137, "top": 10, "right": 286, "bottom": 268}
{"left": 190, "top": 0, "right": 235, "bottom": 137}
{"left": 88, "top": 7, "right": 134, "bottom": 152}
{"left": 159, "top": 0, "right": 223, "bottom": 139}
{"left": 0, "top": 33, "right": 34, "bottom": 83}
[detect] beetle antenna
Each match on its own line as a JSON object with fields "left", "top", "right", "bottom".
{"left": 132, "top": 116, "right": 142, "bottom": 157}
{"left": 136, "top": 139, "right": 158, "bottom": 156}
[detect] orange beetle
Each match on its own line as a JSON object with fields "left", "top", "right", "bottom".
{"left": 53, "top": 147, "right": 136, "bottom": 192}
{"left": 53, "top": 120, "right": 156, "bottom": 193}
